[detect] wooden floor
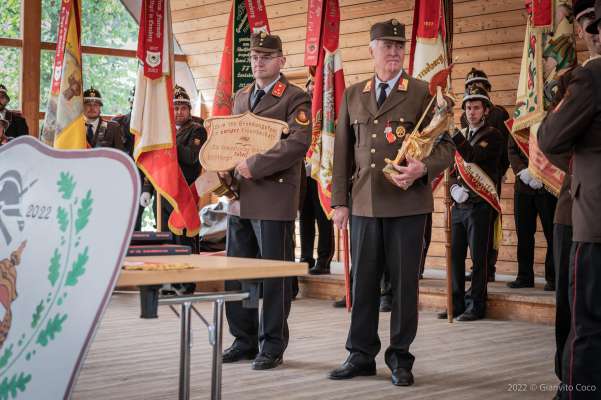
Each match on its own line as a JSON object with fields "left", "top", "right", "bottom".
{"left": 72, "top": 293, "right": 559, "bottom": 400}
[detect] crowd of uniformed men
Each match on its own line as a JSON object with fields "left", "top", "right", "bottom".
{"left": 2, "top": 1, "right": 600, "bottom": 396}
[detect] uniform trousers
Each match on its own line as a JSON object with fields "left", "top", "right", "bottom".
{"left": 345, "top": 214, "right": 427, "bottom": 371}
{"left": 224, "top": 215, "right": 295, "bottom": 357}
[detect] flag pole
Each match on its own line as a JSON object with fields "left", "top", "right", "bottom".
{"left": 156, "top": 193, "right": 162, "bottom": 232}
{"left": 342, "top": 228, "right": 351, "bottom": 312}
{"left": 444, "top": 168, "right": 453, "bottom": 323}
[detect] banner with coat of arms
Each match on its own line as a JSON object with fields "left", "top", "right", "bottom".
{"left": 508, "top": 0, "right": 575, "bottom": 196}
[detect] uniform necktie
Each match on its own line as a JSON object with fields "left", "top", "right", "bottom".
{"left": 86, "top": 123, "right": 94, "bottom": 146}
{"left": 251, "top": 89, "right": 265, "bottom": 111}
{"left": 377, "top": 82, "right": 389, "bottom": 108}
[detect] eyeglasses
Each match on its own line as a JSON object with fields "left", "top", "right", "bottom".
{"left": 250, "top": 55, "right": 279, "bottom": 63}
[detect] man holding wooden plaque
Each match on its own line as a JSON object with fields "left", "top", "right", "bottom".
{"left": 220, "top": 32, "right": 311, "bottom": 370}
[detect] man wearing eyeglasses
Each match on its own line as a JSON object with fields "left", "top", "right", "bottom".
{"left": 221, "top": 32, "right": 311, "bottom": 371}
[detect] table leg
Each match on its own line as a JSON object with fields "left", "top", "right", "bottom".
{"left": 211, "top": 299, "right": 225, "bottom": 400}
{"left": 179, "top": 301, "right": 192, "bottom": 400}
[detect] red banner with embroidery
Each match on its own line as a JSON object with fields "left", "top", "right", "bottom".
{"left": 51, "top": 0, "right": 80, "bottom": 94}
{"left": 528, "top": 0, "right": 553, "bottom": 29}
{"left": 304, "top": 0, "right": 324, "bottom": 66}
{"left": 455, "top": 151, "right": 503, "bottom": 248}
{"left": 245, "top": 0, "right": 270, "bottom": 31}
{"left": 137, "top": 0, "right": 166, "bottom": 80}
{"left": 414, "top": 0, "right": 445, "bottom": 40}
{"left": 305, "top": 0, "right": 345, "bottom": 217}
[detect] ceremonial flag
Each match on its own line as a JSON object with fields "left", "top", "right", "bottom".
{"left": 508, "top": 0, "right": 575, "bottom": 196}
{"left": 130, "top": 0, "right": 200, "bottom": 236}
{"left": 409, "top": 0, "right": 452, "bottom": 193}
{"left": 304, "top": 0, "right": 346, "bottom": 217}
{"left": 212, "top": 0, "right": 270, "bottom": 116}
{"left": 408, "top": 0, "right": 450, "bottom": 82}
{"left": 41, "top": 0, "right": 86, "bottom": 149}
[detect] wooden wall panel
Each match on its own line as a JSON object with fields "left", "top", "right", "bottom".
{"left": 173, "top": 0, "right": 587, "bottom": 277}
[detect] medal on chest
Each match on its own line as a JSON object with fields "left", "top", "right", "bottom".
{"left": 384, "top": 121, "right": 395, "bottom": 144}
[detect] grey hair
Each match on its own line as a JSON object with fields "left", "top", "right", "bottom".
{"left": 369, "top": 39, "right": 378, "bottom": 50}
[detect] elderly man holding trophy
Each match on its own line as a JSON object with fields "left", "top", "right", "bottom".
{"left": 327, "top": 19, "right": 455, "bottom": 387}
{"left": 198, "top": 32, "right": 311, "bottom": 371}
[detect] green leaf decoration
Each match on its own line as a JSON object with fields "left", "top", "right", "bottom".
{"left": 48, "top": 249, "right": 60, "bottom": 287}
{"left": 0, "top": 345, "right": 13, "bottom": 369}
{"left": 0, "top": 372, "right": 31, "bottom": 400}
{"left": 57, "top": 172, "right": 76, "bottom": 200}
{"left": 31, "top": 301, "right": 45, "bottom": 329}
{"left": 75, "top": 190, "right": 93, "bottom": 234}
{"left": 36, "top": 314, "right": 68, "bottom": 347}
{"left": 65, "top": 247, "right": 88, "bottom": 287}
{"left": 57, "top": 207, "right": 68, "bottom": 233}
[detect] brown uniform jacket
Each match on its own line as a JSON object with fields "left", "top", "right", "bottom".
{"left": 175, "top": 118, "right": 207, "bottom": 185}
{"left": 449, "top": 125, "right": 504, "bottom": 203}
{"left": 331, "top": 72, "right": 455, "bottom": 217}
{"left": 232, "top": 75, "right": 312, "bottom": 221}
{"left": 91, "top": 119, "right": 124, "bottom": 151}
{"left": 538, "top": 57, "right": 601, "bottom": 243}
{"left": 3, "top": 110, "right": 29, "bottom": 139}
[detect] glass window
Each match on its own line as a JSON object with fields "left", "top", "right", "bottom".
{"left": 0, "top": 47, "right": 22, "bottom": 106}
{"left": 42, "top": 0, "right": 137, "bottom": 49}
{"left": 0, "top": 0, "right": 21, "bottom": 39}
{"left": 40, "top": 52, "right": 138, "bottom": 116}
{"left": 82, "top": 54, "right": 138, "bottom": 116}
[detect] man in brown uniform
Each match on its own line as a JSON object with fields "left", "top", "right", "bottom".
{"left": 538, "top": 1, "right": 601, "bottom": 397}
{"left": 82, "top": 87, "right": 124, "bottom": 151}
{"left": 0, "top": 84, "right": 29, "bottom": 140}
{"left": 328, "top": 20, "right": 454, "bottom": 386}
{"left": 539, "top": 1, "right": 601, "bottom": 397}
{"left": 221, "top": 33, "right": 311, "bottom": 370}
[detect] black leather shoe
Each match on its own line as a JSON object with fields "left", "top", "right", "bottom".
{"left": 222, "top": 345, "right": 258, "bottom": 363}
{"left": 251, "top": 352, "right": 283, "bottom": 370}
{"left": 309, "top": 261, "right": 330, "bottom": 275}
{"left": 328, "top": 360, "right": 376, "bottom": 380}
{"left": 333, "top": 298, "right": 346, "bottom": 308}
{"left": 379, "top": 296, "right": 392, "bottom": 312}
{"left": 391, "top": 368, "right": 414, "bottom": 386}
{"left": 507, "top": 279, "right": 534, "bottom": 289}
{"left": 544, "top": 282, "right": 555, "bottom": 291}
{"left": 456, "top": 311, "right": 484, "bottom": 321}
{"left": 437, "top": 310, "right": 460, "bottom": 320}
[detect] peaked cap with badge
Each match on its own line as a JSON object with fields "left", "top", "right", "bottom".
{"left": 462, "top": 86, "right": 492, "bottom": 109}
{"left": 464, "top": 68, "right": 492, "bottom": 91}
{"left": 173, "top": 85, "right": 192, "bottom": 106}
{"left": 370, "top": 19, "right": 407, "bottom": 42}
{"left": 83, "top": 87, "right": 103, "bottom": 106}
{"left": 250, "top": 32, "right": 283, "bottom": 53}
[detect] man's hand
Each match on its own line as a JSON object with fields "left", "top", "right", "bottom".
{"left": 332, "top": 206, "right": 350, "bottom": 230}
{"left": 388, "top": 156, "right": 427, "bottom": 190}
{"left": 235, "top": 160, "right": 253, "bottom": 179}
{"left": 517, "top": 169, "right": 533, "bottom": 185}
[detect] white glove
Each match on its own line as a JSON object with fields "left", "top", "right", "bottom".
{"left": 517, "top": 168, "right": 533, "bottom": 185}
{"left": 529, "top": 177, "right": 544, "bottom": 190}
{"left": 139, "top": 192, "right": 152, "bottom": 207}
{"left": 450, "top": 184, "right": 469, "bottom": 204}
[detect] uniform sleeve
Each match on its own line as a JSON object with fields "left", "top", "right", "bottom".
{"left": 508, "top": 134, "right": 528, "bottom": 174}
{"left": 109, "top": 123, "right": 125, "bottom": 151}
{"left": 246, "top": 90, "right": 311, "bottom": 179}
{"left": 177, "top": 124, "right": 206, "bottom": 167}
{"left": 452, "top": 128, "right": 502, "bottom": 165}
{"left": 331, "top": 89, "right": 354, "bottom": 208}
{"left": 538, "top": 66, "right": 595, "bottom": 154}
{"left": 422, "top": 132, "right": 455, "bottom": 184}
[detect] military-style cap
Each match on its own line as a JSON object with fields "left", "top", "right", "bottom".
{"left": 0, "top": 84, "right": 9, "bottom": 103}
{"left": 462, "top": 86, "right": 491, "bottom": 109}
{"left": 574, "top": 0, "right": 595, "bottom": 21}
{"left": 83, "top": 87, "right": 103, "bottom": 105}
{"left": 173, "top": 85, "right": 191, "bottom": 106}
{"left": 586, "top": 0, "right": 601, "bottom": 32}
{"left": 465, "top": 68, "right": 491, "bottom": 91}
{"left": 370, "top": 19, "right": 407, "bottom": 42}
{"left": 250, "top": 32, "right": 282, "bottom": 53}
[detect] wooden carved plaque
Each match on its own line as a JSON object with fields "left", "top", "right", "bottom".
{"left": 199, "top": 111, "right": 289, "bottom": 171}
